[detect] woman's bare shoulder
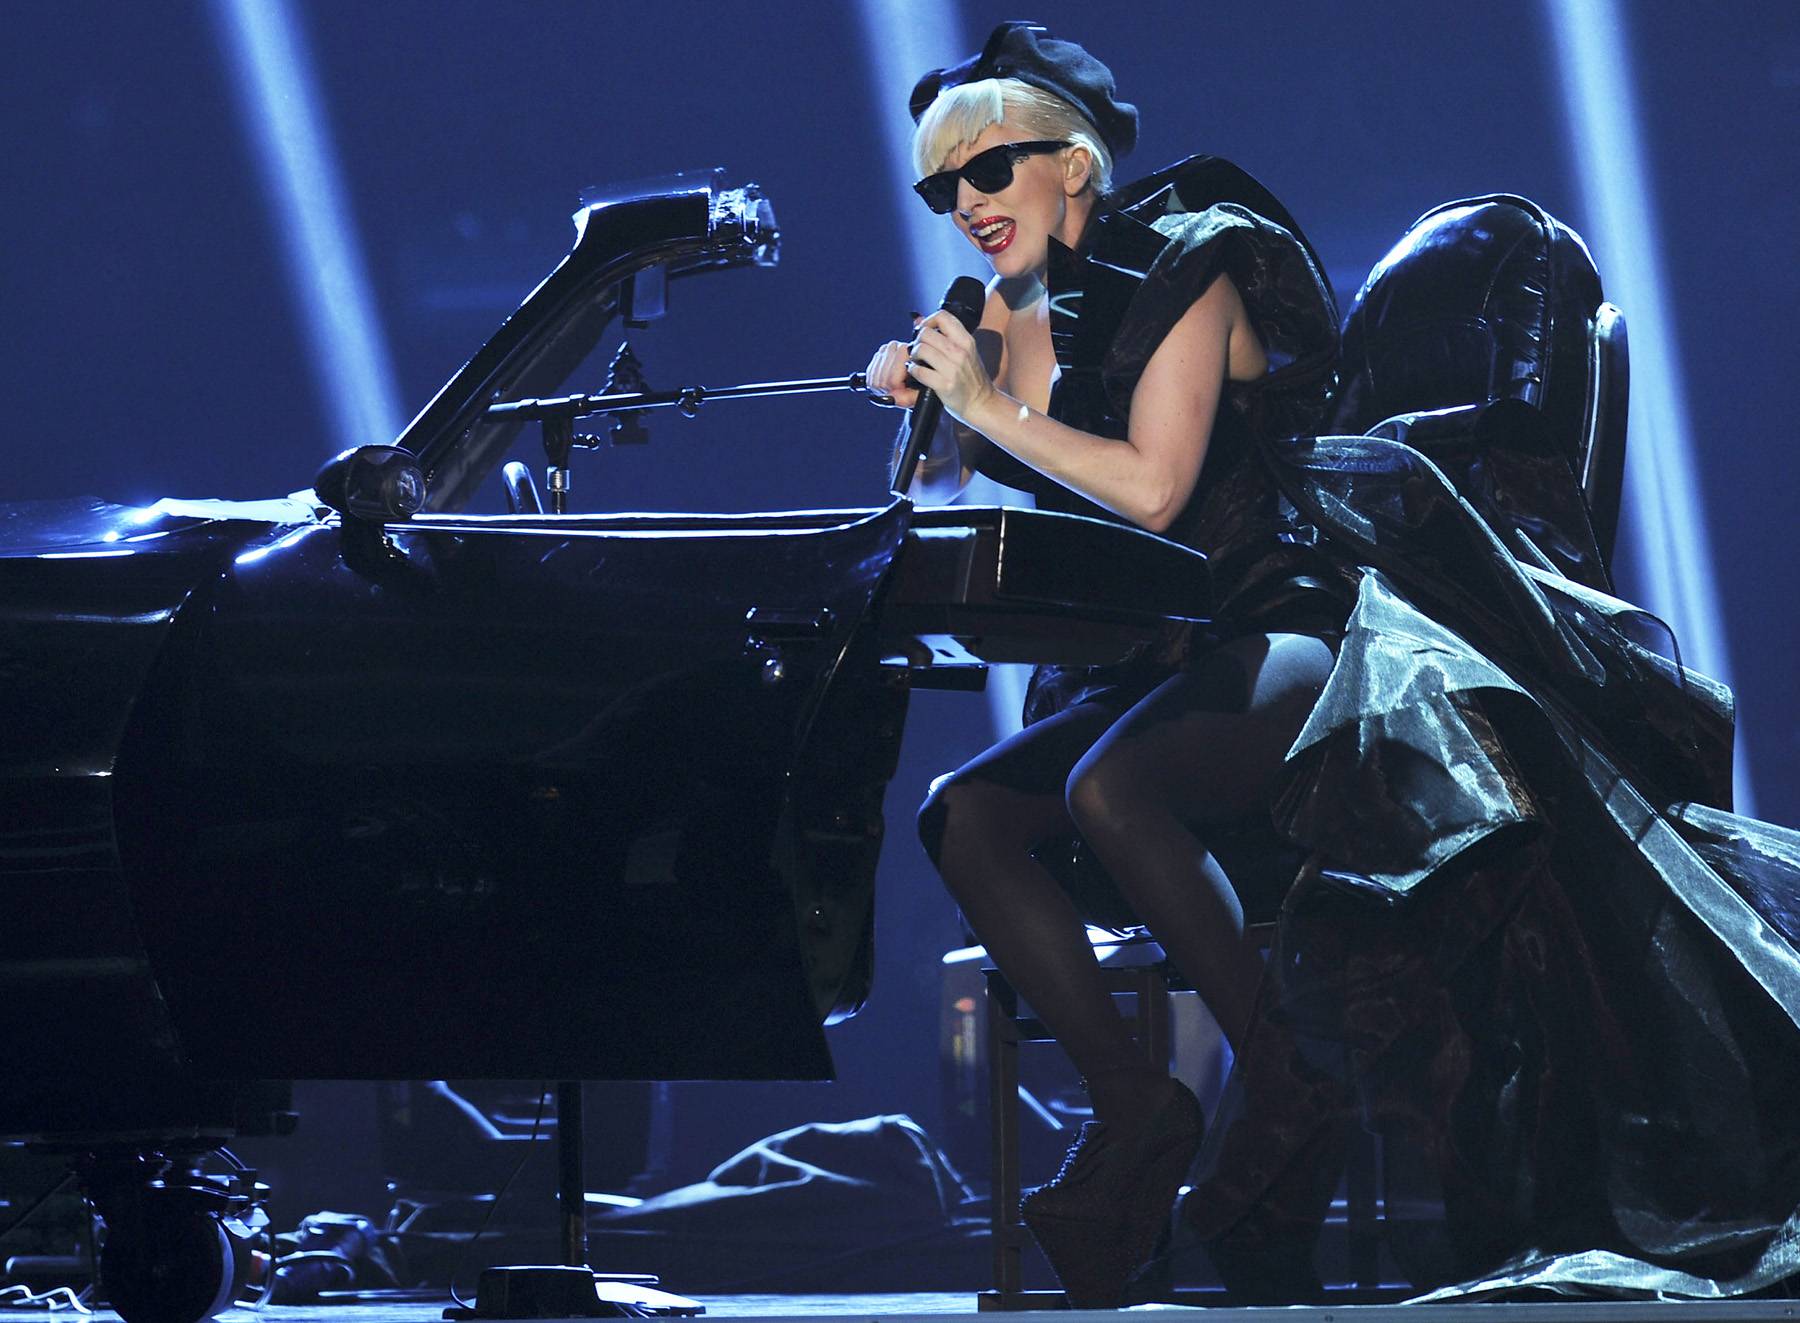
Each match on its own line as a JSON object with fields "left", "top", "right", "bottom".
{"left": 1152, "top": 272, "right": 1268, "bottom": 385}
{"left": 1206, "top": 274, "right": 1269, "bottom": 383}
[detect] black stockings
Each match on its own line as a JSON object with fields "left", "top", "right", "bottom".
{"left": 918, "top": 632, "right": 1336, "bottom": 1131}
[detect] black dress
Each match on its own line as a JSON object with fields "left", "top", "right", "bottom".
{"left": 928, "top": 155, "right": 1347, "bottom": 938}
{"left": 957, "top": 155, "right": 1350, "bottom": 728}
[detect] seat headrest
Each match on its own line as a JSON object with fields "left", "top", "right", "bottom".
{"left": 1328, "top": 195, "right": 1603, "bottom": 456}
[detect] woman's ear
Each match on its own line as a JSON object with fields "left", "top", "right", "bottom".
{"left": 1063, "top": 145, "right": 1093, "bottom": 196}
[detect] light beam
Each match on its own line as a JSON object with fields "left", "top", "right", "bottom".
{"left": 208, "top": 0, "right": 403, "bottom": 453}
{"left": 1543, "top": 0, "right": 1754, "bottom": 813}
{"left": 853, "top": 1, "right": 1030, "bottom": 736}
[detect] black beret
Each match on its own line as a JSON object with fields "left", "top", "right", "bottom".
{"left": 908, "top": 21, "right": 1138, "bottom": 161}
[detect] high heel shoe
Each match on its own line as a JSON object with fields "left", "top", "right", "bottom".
{"left": 1020, "top": 1080, "right": 1204, "bottom": 1308}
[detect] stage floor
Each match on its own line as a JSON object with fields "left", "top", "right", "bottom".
{"left": 8, "top": 1296, "right": 1800, "bottom": 1323}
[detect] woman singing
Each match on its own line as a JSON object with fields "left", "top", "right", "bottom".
{"left": 870, "top": 19, "right": 1800, "bottom": 1310}
{"left": 863, "top": 21, "right": 1344, "bottom": 1306}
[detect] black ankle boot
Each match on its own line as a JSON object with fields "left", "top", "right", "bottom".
{"left": 1020, "top": 1081, "right": 1204, "bottom": 1308}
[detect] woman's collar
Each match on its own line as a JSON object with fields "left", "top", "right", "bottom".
{"left": 1047, "top": 201, "right": 1170, "bottom": 280}
{"left": 1043, "top": 202, "right": 1173, "bottom": 373}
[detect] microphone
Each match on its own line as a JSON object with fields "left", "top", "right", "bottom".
{"left": 889, "top": 275, "right": 988, "bottom": 496}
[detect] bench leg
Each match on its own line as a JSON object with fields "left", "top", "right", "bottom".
{"left": 986, "top": 971, "right": 1025, "bottom": 1302}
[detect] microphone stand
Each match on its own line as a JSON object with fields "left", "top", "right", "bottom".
{"left": 487, "top": 375, "right": 891, "bottom": 513}
{"left": 497, "top": 276, "right": 979, "bottom": 512}
{"left": 487, "top": 372, "right": 888, "bottom": 422}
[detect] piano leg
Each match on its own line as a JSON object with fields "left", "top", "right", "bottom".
{"left": 442, "top": 1083, "right": 704, "bottom": 1320}
{"left": 557, "top": 1080, "right": 587, "bottom": 1268}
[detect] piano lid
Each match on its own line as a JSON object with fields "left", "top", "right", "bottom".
{"left": 402, "top": 171, "right": 779, "bottom": 513}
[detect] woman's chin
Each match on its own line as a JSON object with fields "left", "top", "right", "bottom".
{"left": 981, "top": 236, "right": 1042, "bottom": 278}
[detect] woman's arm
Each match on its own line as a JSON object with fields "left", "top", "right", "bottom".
{"left": 910, "top": 275, "right": 1247, "bottom": 533}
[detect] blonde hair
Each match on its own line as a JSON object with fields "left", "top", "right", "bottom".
{"left": 912, "top": 77, "right": 1113, "bottom": 196}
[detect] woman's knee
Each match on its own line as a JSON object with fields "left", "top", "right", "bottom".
{"left": 916, "top": 771, "right": 960, "bottom": 865}
{"left": 1064, "top": 742, "right": 1157, "bottom": 844}
{"left": 918, "top": 771, "right": 1030, "bottom": 867}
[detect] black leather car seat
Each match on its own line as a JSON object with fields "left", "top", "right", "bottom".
{"left": 1328, "top": 194, "right": 1628, "bottom": 590}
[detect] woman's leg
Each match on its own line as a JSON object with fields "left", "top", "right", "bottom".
{"left": 918, "top": 701, "right": 1170, "bottom": 1127}
{"left": 1066, "top": 633, "right": 1337, "bottom": 1051}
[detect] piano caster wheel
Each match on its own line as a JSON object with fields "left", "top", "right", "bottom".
{"left": 102, "top": 1209, "right": 235, "bottom": 1323}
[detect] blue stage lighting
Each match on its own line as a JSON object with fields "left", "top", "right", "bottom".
{"left": 852, "top": 0, "right": 975, "bottom": 320}
{"left": 853, "top": 0, "right": 1030, "bottom": 736}
{"left": 208, "top": 0, "right": 404, "bottom": 454}
{"left": 1544, "top": 0, "right": 1755, "bottom": 813}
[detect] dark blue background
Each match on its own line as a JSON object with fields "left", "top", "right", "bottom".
{"left": 7, "top": 2, "right": 1796, "bottom": 1193}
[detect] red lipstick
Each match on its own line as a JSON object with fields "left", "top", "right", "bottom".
{"left": 971, "top": 216, "right": 1016, "bottom": 254}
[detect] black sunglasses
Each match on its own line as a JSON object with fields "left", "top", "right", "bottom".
{"left": 913, "top": 140, "right": 1068, "bottom": 214}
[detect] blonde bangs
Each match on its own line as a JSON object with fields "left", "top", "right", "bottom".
{"left": 912, "top": 78, "right": 1008, "bottom": 178}
{"left": 910, "top": 77, "right": 1114, "bottom": 194}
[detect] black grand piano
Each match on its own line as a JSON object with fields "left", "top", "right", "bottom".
{"left": 0, "top": 171, "right": 1208, "bottom": 1315}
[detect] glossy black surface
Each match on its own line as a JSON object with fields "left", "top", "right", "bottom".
{"left": 114, "top": 503, "right": 913, "bottom": 1081}
{"left": 1329, "top": 194, "right": 1620, "bottom": 591}
{"left": 0, "top": 498, "right": 308, "bottom": 1135}
{"left": 888, "top": 505, "right": 1211, "bottom": 666}
{"left": 1330, "top": 194, "right": 1604, "bottom": 449}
